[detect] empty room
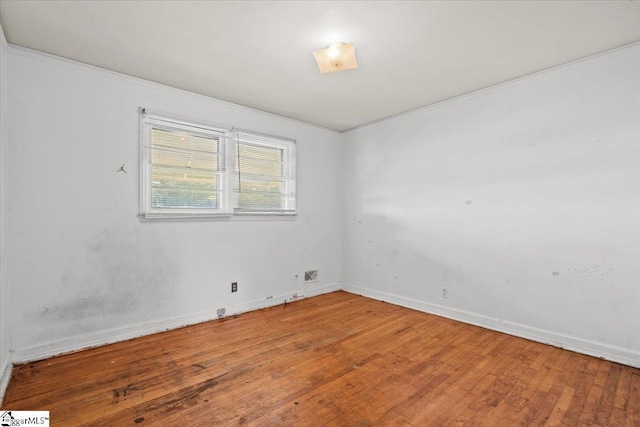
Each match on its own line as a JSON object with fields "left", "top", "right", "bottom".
{"left": 0, "top": 1, "right": 639, "bottom": 425}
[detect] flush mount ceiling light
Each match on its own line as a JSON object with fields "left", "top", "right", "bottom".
{"left": 312, "top": 43, "right": 358, "bottom": 74}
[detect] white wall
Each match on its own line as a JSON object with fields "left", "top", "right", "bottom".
{"left": 6, "top": 47, "right": 343, "bottom": 361}
{"left": 342, "top": 44, "right": 640, "bottom": 367}
{"left": 2, "top": 37, "right": 639, "bottom": 372}
{"left": 0, "top": 23, "right": 11, "bottom": 398}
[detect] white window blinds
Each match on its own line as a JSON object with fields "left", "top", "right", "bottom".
{"left": 140, "top": 111, "right": 230, "bottom": 219}
{"left": 139, "top": 109, "right": 297, "bottom": 220}
{"left": 233, "top": 130, "right": 296, "bottom": 215}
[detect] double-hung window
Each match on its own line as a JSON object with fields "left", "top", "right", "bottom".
{"left": 139, "top": 110, "right": 229, "bottom": 219}
{"left": 139, "top": 109, "right": 296, "bottom": 220}
{"left": 233, "top": 130, "right": 296, "bottom": 215}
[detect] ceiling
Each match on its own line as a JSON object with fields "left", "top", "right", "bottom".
{"left": 1, "top": 1, "right": 639, "bottom": 132}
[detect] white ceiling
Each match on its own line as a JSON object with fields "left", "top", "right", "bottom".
{"left": 1, "top": 1, "right": 639, "bottom": 132}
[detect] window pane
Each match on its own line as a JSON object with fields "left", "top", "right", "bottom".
{"left": 152, "top": 129, "right": 219, "bottom": 154}
{"left": 151, "top": 148, "right": 219, "bottom": 172}
{"left": 150, "top": 128, "right": 220, "bottom": 209}
{"left": 237, "top": 179, "right": 284, "bottom": 210}
{"left": 236, "top": 144, "right": 283, "bottom": 178}
{"left": 235, "top": 141, "right": 289, "bottom": 211}
{"left": 238, "top": 193, "right": 284, "bottom": 210}
{"left": 152, "top": 168, "right": 218, "bottom": 208}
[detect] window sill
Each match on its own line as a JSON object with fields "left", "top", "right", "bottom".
{"left": 139, "top": 213, "right": 297, "bottom": 222}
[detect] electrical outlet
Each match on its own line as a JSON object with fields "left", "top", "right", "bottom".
{"left": 231, "top": 282, "right": 237, "bottom": 292}
{"left": 217, "top": 308, "right": 226, "bottom": 317}
{"left": 304, "top": 270, "right": 318, "bottom": 282}
{"left": 441, "top": 287, "right": 448, "bottom": 298}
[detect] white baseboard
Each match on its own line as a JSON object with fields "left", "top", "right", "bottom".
{"left": 342, "top": 283, "right": 640, "bottom": 369}
{"left": 11, "top": 282, "right": 639, "bottom": 369}
{"left": 0, "top": 355, "right": 11, "bottom": 404}
{"left": 12, "top": 283, "right": 341, "bottom": 364}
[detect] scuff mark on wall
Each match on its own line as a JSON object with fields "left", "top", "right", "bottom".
{"left": 38, "top": 295, "right": 134, "bottom": 321}
{"left": 35, "top": 225, "right": 180, "bottom": 333}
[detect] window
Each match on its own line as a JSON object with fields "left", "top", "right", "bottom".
{"left": 139, "top": 110, "right": 230, "bottom": 219}
{"left": 233, "top": 130, "right": 296, "bottom": 215}
{"left": 139, "top": 109, "right": 296, "bottom": 220}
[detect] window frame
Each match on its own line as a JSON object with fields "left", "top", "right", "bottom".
{"left": 232, "top": 129, "right": 297, "bottom": 216}
{"left": 139, "top": 109, "right": 297, "bottom": 221}
{"left": 139, "top": 110, "right": 231, "bottom": 220}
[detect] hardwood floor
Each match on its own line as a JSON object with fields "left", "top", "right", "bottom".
{"left": 2, "top": 291, "right": 639, "bottom": 426}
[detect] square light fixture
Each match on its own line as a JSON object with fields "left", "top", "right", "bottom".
{"left": 312, "top": 43, "right": 358, "bottom": 74}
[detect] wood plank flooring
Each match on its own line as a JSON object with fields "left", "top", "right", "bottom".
{"left": 2, "top": 291, "right": 639, "bottom": 426}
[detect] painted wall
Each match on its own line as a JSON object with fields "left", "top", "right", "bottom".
{"left": 6, "top": 47, "right": 343, "bottom": 361}
{"left": 0, "top": 24, "right": 10, "bottom": 394}
{"left": 2, "top": 37, "right": 639, "bottom": 370}
{"left": 342, "top": 44, "right": 640, "bottom": 366}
